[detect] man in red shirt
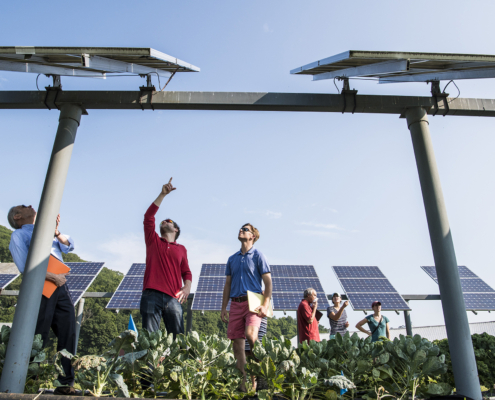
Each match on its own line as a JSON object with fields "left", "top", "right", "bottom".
{"left": 297, "top": 288, "right": 321, "bottom": 344}
{"left": 140, "top": 178, "right": 192, "bottom": 337}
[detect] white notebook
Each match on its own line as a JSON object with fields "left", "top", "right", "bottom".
{"left": 247, "top": 290, "right": 274, "bottom": 318}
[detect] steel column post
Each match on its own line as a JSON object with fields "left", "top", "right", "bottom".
{"left": 404, "top": 300, "right": 413, "bottom": 336}
{"left": 0, "top": 104, "right": 83, "bottom": 394}
{"left": 74, "top": 298, "right": 85, "bottom": 355}
{"left": 186, "top": 295, "right": 193, "bottom": 334}
{"left": 406, "top": 107, "right": 480, "bottom": 400}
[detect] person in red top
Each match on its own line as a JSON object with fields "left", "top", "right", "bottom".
{"left": 297, "top": 288, "right": 321, "bottom": 344}
{"left": 140, "top": 178, "right": 192, "bottom": 338}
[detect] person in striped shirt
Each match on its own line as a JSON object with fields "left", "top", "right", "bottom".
{"left": 327, "top": 292, "right": 350, "bottom": 338}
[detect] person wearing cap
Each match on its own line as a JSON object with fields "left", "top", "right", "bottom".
{"left": 327, "top": 292, "right": 350, "bottom": 339}
{"left": 141, "top": 178, "right": 192, "bottom": 337}
{"left": 221, "top": 223, "right": 272, "bottom": 392}
{"left": 297, "top": 288, "right": 321, "bottom": 344}
{"left": 355, "top": 301, "right": 390, "bottom": 342}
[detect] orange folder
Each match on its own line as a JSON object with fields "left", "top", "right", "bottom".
{"left": 42, "top": 255, "right": 70, "bottom": 298}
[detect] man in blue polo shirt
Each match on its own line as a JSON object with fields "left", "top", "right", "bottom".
{"left": 221, "top": 223, "right": 272, "bottom": 392}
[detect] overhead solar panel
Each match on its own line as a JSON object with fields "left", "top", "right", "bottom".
{"left": 192, "top": 264, "right": 329, "bottom": 312}
{"left": 291, "top": 50, "right": 495, "bottom": 83}
{"left": 0, "top": 47, "right": 199, "bottom": 78}
{"left": 65, "top": 262, "right": 105, "bottom": 305}
{"left": 106, "top": 263, "right": 145, "bottom": 310}
{"left": 0, "top": 274, "right": 19, "bottom": 290}
{"left": 332, "top": 266, "right": 410, "bottom": 311}
{"left": 421, "top": 266, "right": 495, "bottom": 311}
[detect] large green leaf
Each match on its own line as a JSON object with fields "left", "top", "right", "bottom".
{"left": 110, "top": 373, "right": 130, "bottom": 398}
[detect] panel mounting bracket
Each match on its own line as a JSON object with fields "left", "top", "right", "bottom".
{"left": 138, "top": 74, "right": 156, "bottom": 111}
{"left": 43, "top": 75, "right": 62, "bottom": 110}
{"left": 339, "top": 78, "right": 358, "bottom": 114}
{"left": 430, "top": 80, "right": 449, "bottom": 117}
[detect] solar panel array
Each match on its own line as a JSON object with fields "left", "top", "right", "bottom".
{"left": 333, "top": 266, "right": 410, "bottom": 311}
{"left": 192, "top": 264, "right": 330, "bottom": 311}
{"left": 106, "top": 263, "right": 145, "bottom": 310}
{"left": 65, "top": 262, "right": 105, "bottom": 305}
{"left": 0, "top": 274, "right": 19, "bottom": 290}
{"left": 421, "top": 266, "right": 495, "bottom": 311}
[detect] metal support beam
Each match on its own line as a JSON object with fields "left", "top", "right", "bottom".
{"left": 186, "top": 294, "right": 193, "bottom": 334}
{"left": 380, "top": 66, "right": 495, "bottom": 83}
{"left": 1, "top": 91, "right": 495, "bottom": 117}
{"left": 406, "top": 106, "right": 481, "bottom": 400}
{"left": 404, "top": 300, "right": 413, "bottom": 336}
{"left": 74, "top": 298, "right": 85, "bottom": 355}
{"left": 0, "top": 104, "right": 83, "bottom": 394}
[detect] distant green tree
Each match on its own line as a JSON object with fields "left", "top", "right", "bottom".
{"left": 0, "top": 225, "right": 14, "bottom": 263}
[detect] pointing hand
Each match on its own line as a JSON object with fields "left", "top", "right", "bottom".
{"left": 161, "top": 178, "right": 177, "bottom": 196}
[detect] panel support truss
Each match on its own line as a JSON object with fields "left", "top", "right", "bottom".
{"left": 1, "top": 91, "right": 495, "bottom": 117}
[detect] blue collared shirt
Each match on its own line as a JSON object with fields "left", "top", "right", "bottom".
{"left": 9, "top": 224, "right": 75, "bottom": 273}
{"left": 225, "top": 247, "right": 271, "bottom": 298}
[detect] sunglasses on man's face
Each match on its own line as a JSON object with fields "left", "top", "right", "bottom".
{"left": 162, "top": 219, "right": 174, "bottom": 225}
{"left": 239, "top": 227, "right": 252, "bottom": 233}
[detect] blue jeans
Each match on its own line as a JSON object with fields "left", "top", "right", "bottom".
{"left": 140, "top": 289, "right": 184, "bottom": 338}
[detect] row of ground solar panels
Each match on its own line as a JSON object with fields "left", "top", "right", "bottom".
{"left": 0, "top": 262, "right": 105, "bottom": 305}
{"left": 332, "top": 266, "right": 495, "bottom": 311}
{"left": 2, "top": 263, "right": 495, "bottom": 311}
{"left": 191, "top": 264, "right": 328, "bottom": 312}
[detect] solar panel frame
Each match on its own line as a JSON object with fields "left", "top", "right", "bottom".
{"left": 106, "top": 263, "right": 145, "bottom": 310}
{"left": 0, "top": 273, "right": 19, "bottom": 290}
{"left": 421, "top": 265, "right": 495, "bottom": 311}
{"left": 332, "top": 266, "right": 410, "bottom": 311}
{"left": 65, "top": 262, "right": 105, "bottom": 305}
{"left": 193, "top": 264, "right": 329, "bottom": 311}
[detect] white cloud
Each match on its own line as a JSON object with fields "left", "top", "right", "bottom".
{"left": 244, "top": 208, "right": 282, "bottom": 219}
{"left": 263, "top": 23, "right": 274, "bottom": 33}
{"left": 301, "top": 222, "right": 340, "bottom": 230}
{"left": 294, "top": 230, "right": 339, "bottom": 238}
{"left": 323, "top": 207, "right": 338, "bottom": 213}
{"left": 300, "top": 221, "right": 358, "bottom": 233}
{"left": 265, "top": 210, "right": 282, "bottom": 219}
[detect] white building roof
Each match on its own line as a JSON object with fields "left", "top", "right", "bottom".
{"left": 290, "top": 321, "right": 495, "bottom": 346}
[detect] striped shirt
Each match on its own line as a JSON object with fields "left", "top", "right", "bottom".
{"left": 245, "top": 317, "right": 268, "bottom": 351}
{"left": 327, "top": 306, "right": 347, "bottom": 336}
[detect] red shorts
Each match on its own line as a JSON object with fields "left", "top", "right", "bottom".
{"left": 227, "top": 300, "right": 262, "bottom": 340}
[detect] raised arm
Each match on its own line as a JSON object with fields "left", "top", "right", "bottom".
{"left": 154, "top": 177, "right": 176, "bottom": 207}
{"left": 328, "top": 301, "right": 349, "bottom": 321}
{"left": 144, "top": 178, "right": 176, "bottom": 244}
{"left": 54, "top": 214, "right": 74, "bottom": 252}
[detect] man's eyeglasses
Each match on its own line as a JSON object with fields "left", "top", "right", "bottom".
{"left": 162, "top": 219, "right": 174, "bottom": 225}
{"left": 239, "top": 227, "right": 252, "bottom": 233}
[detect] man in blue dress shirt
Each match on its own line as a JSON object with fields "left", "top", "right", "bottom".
{"left": 8, "top": 204, "right": 77, "bottom": 396}
{"left": 221, "top": 223, "right": 272, "bottom": 392}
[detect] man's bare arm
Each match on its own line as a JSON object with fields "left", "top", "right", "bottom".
{"left": 221, "top": 276, "right": 232, "bottom": 323}
{"left": 54, "top": 214, "right": 70, "bottom": 246}
{"left": 154, "top": 178, "right": 176, "bottom": 207}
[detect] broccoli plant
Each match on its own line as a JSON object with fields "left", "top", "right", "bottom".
{"left": 246, "top": 335, "right": 301, "bottom": 400}
{"left": 167, "top": 331, "right": 242, "bottom": 400}
{"left": 0, "top": 325, "right": 54, "bottom": 394}
{"left": 369, "top": 335, "right": 451, "bottom": 400}
{"left": 56, "top": 330, "right": 147, "bottom": 397}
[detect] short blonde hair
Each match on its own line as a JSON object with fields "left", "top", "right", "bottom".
{"left": 242, "top": 223, "right": 260, "bottom": 243}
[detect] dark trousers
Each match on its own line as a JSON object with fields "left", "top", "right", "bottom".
{"left": 140, "top": 289, "right": 184, "bottom": 338}
{"left": 35, "top": 284, "right": 76, "bottom": 386}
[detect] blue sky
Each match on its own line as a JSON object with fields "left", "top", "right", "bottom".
{"left": 2, "top": 0, "right": 495, "bottom": 332}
